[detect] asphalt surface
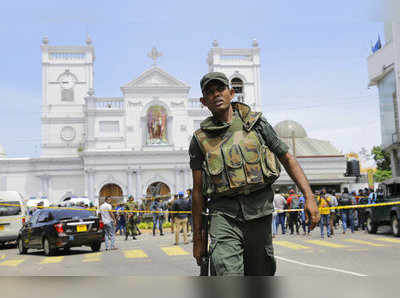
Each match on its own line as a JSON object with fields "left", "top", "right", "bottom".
{"left": 0, "top": 225, "right": 399, "bottom": 277}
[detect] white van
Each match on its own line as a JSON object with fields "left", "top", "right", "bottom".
{"left": 26, "top": 198, "right": 51, "bottom": 216}
{"left": 60, "top": 197, "right": 91, "bottom": 207}
{"left": 0, "top": 191, "right": 27, "bottom": 245}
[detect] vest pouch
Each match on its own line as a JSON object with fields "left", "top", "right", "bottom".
{"left": 239, "top": 141, "right": 264, "bottom": 184}
{"left": 201, "top": 163, "right": 214, "bottom": 197}
{"left": 205, "top": 149, "right": 230, "bottom": 194}
{"left": 261, "top": 145, "right": 281, "bottom": 183}
{"left": 222, "top": 144, "right": 247, "bottom": 189}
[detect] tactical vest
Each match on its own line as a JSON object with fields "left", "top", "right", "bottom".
{"left": 194, "top": 103, "right": 280, "bottom": 199}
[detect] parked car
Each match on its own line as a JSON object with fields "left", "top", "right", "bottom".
{"left": 365, "top": 177, "right": 400, "bottom": 237}
{"left": 17, "top": 208, "right": 104, "bottom": 256}
{"left": 0, "top": 191, "right": 27, "bottom": 245}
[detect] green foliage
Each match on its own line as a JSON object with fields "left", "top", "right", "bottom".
{"left": 137, "top": 221, "right": 172, "bottom": 229}
{"left": 373, "top": 169, "right": 392, "bottom": 182}
{"left": 371, "top": 146, "right": 392, "bottom": 171}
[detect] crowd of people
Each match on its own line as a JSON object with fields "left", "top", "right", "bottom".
{"left": 272, "top": 187, "right": 378, "bottom": 239}
{"left": 99, "top": 189, "right": 193, "bottom": 250}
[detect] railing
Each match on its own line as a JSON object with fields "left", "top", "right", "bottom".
{"left": 187, "top": 98, "right": 203, "bottom": 109}
{"left": 49, "top": 52, "right": 85, "bottom": 60}
{"left": 96, "top": 98, "right": 124, "bottom": 110}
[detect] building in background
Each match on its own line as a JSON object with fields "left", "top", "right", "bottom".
{"left": 0, "top": 38, "right": 352, "bottom": 204}
{"left": 367, "top": 22, "right": 400, "bottom": 178}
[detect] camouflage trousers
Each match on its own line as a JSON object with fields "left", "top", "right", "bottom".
{"left": 126, "top": 223, "right": 137, "bottom": 236}
{"left": 209, "top": 212, "right": 276, "bottom": 276}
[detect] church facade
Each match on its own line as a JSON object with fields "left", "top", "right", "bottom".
{"left": 0, "top": 38, "right": 354, "bottom": 205}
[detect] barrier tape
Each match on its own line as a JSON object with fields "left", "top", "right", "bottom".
{"left": 276, "top": 201, "right": 400, "bottom": 213}
{"left": 1, "top": 200, "right": 400, "bottom": 217}
{"left": 0, "top": 202, "right": 190, "bottom": 214}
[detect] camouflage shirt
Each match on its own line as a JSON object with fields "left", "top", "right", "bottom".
{"left": 189, "top": 112, "right": 289, "bottom": 221}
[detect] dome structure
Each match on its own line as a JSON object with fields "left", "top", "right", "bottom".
{"left": 0, "top": 144, "right": 6, "bottom": 158}
{"left": 274, "top": 120, "right": 307, "bottom": 139}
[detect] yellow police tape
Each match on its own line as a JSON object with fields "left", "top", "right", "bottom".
{"left": 1, "top": 201, "right": 400, "bottom": 218}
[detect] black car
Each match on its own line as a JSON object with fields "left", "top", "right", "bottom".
{"left": 17, "top": 208, "right": 105, "bottom": 256}
{"left": 365, "top": 178, "right": 400, "bottom": 236}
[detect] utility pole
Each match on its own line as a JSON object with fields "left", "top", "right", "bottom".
{"left": 291, "top": 130, "right": 298, "bottom": 193}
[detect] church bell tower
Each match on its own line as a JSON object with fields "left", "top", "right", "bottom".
{"left": 207, "top": 39, "right": 262, "bottom": 112}
{"left": 40, "top": 36, "right": 95, "bottom": 157}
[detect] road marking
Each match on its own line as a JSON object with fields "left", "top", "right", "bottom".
{"left": 276, "top": 256, "right": 367, "bottom": 277}
{"left": 0, "top": 259, "right": 25, "bottom": 267}
{"left": 344, "top": 239, "right": 386, "bottom": 247}
{"left": 274, "top": 241, "right": 311, "bottom": 250}
{"left": 40, "top": 256, "right": 64, "bottom": 264}
{"left": 372, "top": 237, "right": 400, "bottom": 244}
{"left": 306, "top": 240, "right": 350, "bottom": 248}
{"left": 83, "top": 252, "right": 102, "bottom": 262}
{"left": 346, "top": 248, "right": 369, "bottom": 252}
{"left": 124, "top": 249, "right": 148, "bottom": 258}
{"left": 161, "top": 246, "right": 189, "bottom": 256}
{"left": 0, "top": 255, "right": 5, "bottom": 261}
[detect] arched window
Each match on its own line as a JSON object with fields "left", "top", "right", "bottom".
{"left": 147, "top": 105, "right": 168, "bottom": 145}
{"left": 231, "top": 77, "right": 244, "bottom": 102}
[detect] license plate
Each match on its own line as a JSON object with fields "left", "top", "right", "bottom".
{"left": 77, "top": 225, "right": 87, "bottom": 232}
{"left": 0, "top": 226, "right": 4, "bottom": 231}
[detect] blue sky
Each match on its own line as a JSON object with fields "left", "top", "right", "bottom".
{"left": 0, "top": 0, "right": 384, "bottom": 159}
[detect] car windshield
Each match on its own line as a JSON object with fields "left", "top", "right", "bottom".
{"left": 0, "top": 201, "right": 22, "bottom": 216}
{"left": 52, "top": 209, "right": 96, "bottom": 220}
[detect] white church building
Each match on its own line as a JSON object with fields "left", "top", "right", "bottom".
{"left": 0, "top": 38, "right": 354, "bottom": 205}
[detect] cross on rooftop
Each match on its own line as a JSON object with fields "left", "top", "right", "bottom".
{"left": 147, "top": 47, "right": 162, "bottom": 66}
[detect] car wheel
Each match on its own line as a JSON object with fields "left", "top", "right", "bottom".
{"left": 91, "top": 242, "right": 101, "bottom": 252}
{"left": 367, "top": 215, "right": 377, "bottom": 234}
{"left": 17, "top": 238, "right": 27, "bottom": 255}
{"left": 391, "top": 215, "right": 400, "bottom": 237}
{"left": 43, "top": 237, "right": 56, "bottom": 256}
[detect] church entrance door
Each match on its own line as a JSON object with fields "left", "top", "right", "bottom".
{"left": 144, "top": 182, "right": 171, "bottom": 211}
{"left": 99, "top": 183, "right": 123, "bottom": 207}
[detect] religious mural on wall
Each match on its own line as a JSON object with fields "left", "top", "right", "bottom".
{"left": 147, "top": 105, "right": 168, "bottom": 145}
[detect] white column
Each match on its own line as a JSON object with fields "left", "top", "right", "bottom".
{"left": 174, "top": 167, "right": 178, "bottom": 194}
{"left": 127, "top": 168, "right": 134, "bottom": 197}
{"left": 40, "top": 175, "right": 50, "bottom": 199}
{"left": 87, "top": 169, "right": 95, "bottom": 205}
{"left": 136, "top": 167, "right": 142, "bottom": 200}
{"left": 179, "top": 168, "right": 184, "bottom": 193}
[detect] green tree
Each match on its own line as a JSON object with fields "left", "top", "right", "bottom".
{"left": 371, "top": 146, "right": 392, "bottom": 182}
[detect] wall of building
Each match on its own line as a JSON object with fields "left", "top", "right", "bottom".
{"left": 377, "top": 70, "right": 397, "bottom": 149}
{"left": 49, "top": 174, "right": 85, "bottom": 203}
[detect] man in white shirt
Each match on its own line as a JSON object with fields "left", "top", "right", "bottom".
{"left": 100, "top": 196, "right": 117, "bottom": 251}
{"left": 273, "top": 188, "right": 287, "bottom": 234}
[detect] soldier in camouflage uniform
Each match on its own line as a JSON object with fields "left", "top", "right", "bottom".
{"left": 190, "top": 72, "right": 320, "bottom": 276}
{"left": 125, "top": 195, "right": 137, "bottom": 240}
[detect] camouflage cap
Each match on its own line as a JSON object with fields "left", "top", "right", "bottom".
{"left": 200, "top": 72, "right": 229, "bottom": 92}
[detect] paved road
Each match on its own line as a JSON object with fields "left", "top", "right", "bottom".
{"left": 0, "top": 226, "right": 399, "bottom": 276}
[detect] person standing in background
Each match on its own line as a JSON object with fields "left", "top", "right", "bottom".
{"left": 318, "top": 193, "right": 331, "bottom": 239}
{"left": 274, "top": 188, "right": 287, "bottom": 235}
{"left": 172, "top": 192, "right": 189, "bottom": 245}
{"left": 338, "top": 187, "right": 354, "bottom": 234}
{"left": 150, "top": 198, "right": 164, "bottom": 236}
{"left": 100, "top": 197, "right": 118, "bottom": 251}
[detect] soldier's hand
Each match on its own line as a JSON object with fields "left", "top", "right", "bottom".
{"left": 305, "top": 196, "right": 320, "bottom": 230}
{"left": 193, "top": 229, "right": 206, "bottom": 266}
